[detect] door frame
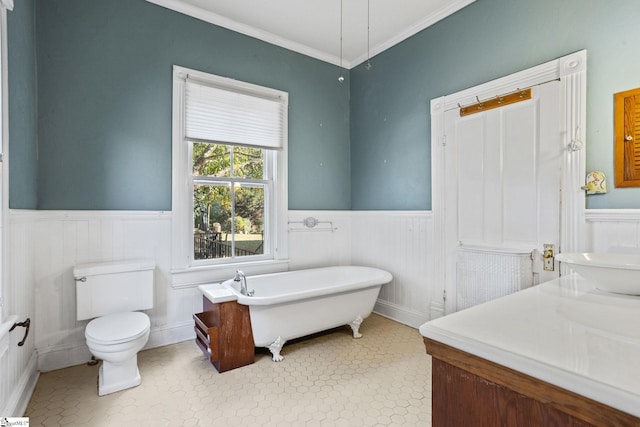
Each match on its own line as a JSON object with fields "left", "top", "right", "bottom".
{"left": 430, "top": 50, "right": 587, "bottom": 317}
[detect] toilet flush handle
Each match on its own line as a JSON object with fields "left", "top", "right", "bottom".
{"left": 75, "top": 276, "right": 87, "bottom": 282}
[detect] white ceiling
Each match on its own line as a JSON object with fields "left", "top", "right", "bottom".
{"left": 146, "top": 0, "right": 476, "bottom": 69}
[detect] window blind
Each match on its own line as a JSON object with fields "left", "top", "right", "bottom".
{"left": 185, "top": 78, "right": 285, "bottom": 150}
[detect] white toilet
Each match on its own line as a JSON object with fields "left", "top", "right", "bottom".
{"left": 74, "top": 259, "right": 155, "bottom": 396}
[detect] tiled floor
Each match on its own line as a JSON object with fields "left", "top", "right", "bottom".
{"left": 25, "top": 314, "right": 432, "bottom": 426}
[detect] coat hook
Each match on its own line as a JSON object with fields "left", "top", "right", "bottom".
{"left": 569, "top": 126, "right": 583, "bottom": 151}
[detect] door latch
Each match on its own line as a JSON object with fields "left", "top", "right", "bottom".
{"left": 543, "top": 244, "right": 555, "bottom": 271}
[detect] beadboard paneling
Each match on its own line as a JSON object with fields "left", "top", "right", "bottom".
{"left": 8, "top": 210, "right": 201, "bottom": 372}
{"left": 351, "top": 211, "right": 433, "bottom": 328}
{"left": 586, "top": 209, "right": 640, "bottom": 252}
{"left": 287, "top": 211, "right": 352, "bottom": 270}
{"left": 3, "top": 215, "right": 39, "bottom": 415}
{"left": 8, "top": 209, "right": 435, "bottom": 374}
{"left": 7, "top": 208, "right": 636, "bottom": 405}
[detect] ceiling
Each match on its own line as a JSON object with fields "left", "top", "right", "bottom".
{"left": 146, "top": 0, "right": 476, "bottom": 69}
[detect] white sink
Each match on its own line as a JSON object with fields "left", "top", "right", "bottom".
{"left": 557, "top": 252, "right": 640, "bottom": 295}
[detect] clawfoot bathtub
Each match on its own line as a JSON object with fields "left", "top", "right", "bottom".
{"left": 199, "top": 266, "right": 392, "bottom": 361}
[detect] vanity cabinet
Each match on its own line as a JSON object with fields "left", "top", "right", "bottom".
{"left": 420, "top": 276, "right": 640, "bottom": 427}
{"left": 424, "top": 338, "right": 639, "bottom": 427}
{"left": 193, "top": 296, "right": 254, "bottom": 372}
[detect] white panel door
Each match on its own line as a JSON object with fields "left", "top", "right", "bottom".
{"left": 443, "top": 80, "right": 562, "bottom": 307}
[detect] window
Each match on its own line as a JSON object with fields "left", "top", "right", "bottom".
{"left": 172, "top": 66, "right": 288, "bottom": 278}
{"left": 192, "top": 143, "right": 269, "bottom": 260}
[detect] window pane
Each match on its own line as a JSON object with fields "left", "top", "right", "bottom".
{"left": 192, "top": 143, "right": 230, "bottom": 177}
{"left": 234, "top": 185, "right": 265, "bottom": 256}
{"left": 233, "top": 146, "right": 264, "bottom": 179}
{"left": 193, "top": 183, "right": 232, "bottom": 260}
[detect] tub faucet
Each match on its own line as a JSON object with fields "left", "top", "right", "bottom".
{"left": 233, "top": 270, "right": 253, "bottom": 296}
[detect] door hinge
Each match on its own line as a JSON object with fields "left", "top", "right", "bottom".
{"left": 442, "top": 135, "right": 447, "bottom": 147}
{"left": 443, "top": 289, "right": 447, "bottom": 303}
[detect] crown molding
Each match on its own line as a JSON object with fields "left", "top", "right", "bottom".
{"left": 146, "top": 0, "right": 345, "bottom": 67}
{"left": 351, "top": 0, "right": 477, "bottom": 68}
{"left": 147, "top": 0, "right": 476, "bottom": 70}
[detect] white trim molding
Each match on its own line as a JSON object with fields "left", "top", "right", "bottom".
{"left": 431, "top": 50, "right": 587, "bottom": 316}
{"left": 585, "top": 209, "right": 640, "bottom": 253}
{"left": 585, "top": 209, "right": 640, "bottom": 222}
{"left": 349, "top": 0, "right": 477, "bottom": 68}
{"left": 559, "top": 51, "right": 587, "bottom": 254}
{"left": 171, "top": 66, "right": 289, "bottom": 281}
{"left": 1, "top": 351, "right": 38, "bottom": 417}
{"left": 374, "top": 300, "right": 429, "bottom": 329}
{"left": 146, "top": 0, "right": 476, "bottom": 69}
{"left": 148, "top": 0, "right": 341, "bottom": 66}
{"left": 37, "top": 321, "right": 196, "bottom": 373}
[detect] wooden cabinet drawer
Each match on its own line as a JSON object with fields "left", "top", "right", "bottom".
{"left": 193, "top": 311, "right": 219, "bottom": 362}
{"left": 193, "top": 297, "right": 255, "bottom": 372}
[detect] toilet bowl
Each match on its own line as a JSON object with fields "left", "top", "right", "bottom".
{"left": 74, "top": 259, "right": 155, "bottom": 396}
{"left": 85, "top": 311, "right": 151, "bottom": 396}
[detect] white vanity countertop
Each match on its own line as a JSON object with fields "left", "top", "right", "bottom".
{"left": 198, "top": 283, "right": 238, "bottom": 304}
{"left": 419, "top": 275, "right": 640, "bottom": 418}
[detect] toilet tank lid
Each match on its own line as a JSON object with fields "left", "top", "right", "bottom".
{"left": 74, "top": 259, "right": 156, "bottom": 277}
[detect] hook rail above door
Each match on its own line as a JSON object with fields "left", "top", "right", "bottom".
{"left": 459, "top": 88, "right": 532, "bottom": 117}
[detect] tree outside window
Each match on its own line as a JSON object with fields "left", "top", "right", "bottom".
{"left": 192, "top": 143, "right": 268, "bottom": 260}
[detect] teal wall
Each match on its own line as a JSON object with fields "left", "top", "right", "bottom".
{"left": 8, "top": 0, "right": 37, "bottom": 208}
{"left": 351, "top": 0, "right": 640, "bottom": 209}
{"left": 9, "top": 0, "right": 350, "bottom": 210}
{"left": 9, "top": 0, "right": 640, "bottom": 211}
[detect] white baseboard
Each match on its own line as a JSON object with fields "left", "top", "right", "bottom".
{"left": 373, "top": 300, "right": 428, "bottom": 329}
{"left": 429, "top": 302, "right": 445, "bottom": 320}
{"left": 3, "top": 351, "right": 39, "bottom": 417}
{"left": 146, "top": 321, "right": 195, "bottom": 349}
{"left": 38, "top": 322, "right": 196, "bottom": 372}
{"left": 37, "top": 340, "right": 92, "bottom": 373}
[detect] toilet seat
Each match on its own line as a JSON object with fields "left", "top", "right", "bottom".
{"left": 86, "top": 312, "right": 150, "bottom": 345}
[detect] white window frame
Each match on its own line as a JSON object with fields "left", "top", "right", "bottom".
{"left": 171, "top": 66, "right": 289, "bottom": 287}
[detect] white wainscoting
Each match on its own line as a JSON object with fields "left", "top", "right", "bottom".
{"left": 288, "top": 210, "right": 434, "bottom": 328}
{"left": 586, "top": 209, "right": 640, "bottom": 252}
{"left": 287, "top": 211, "right": 352, "bottom": 270}
{"left": 7, "top": 210, "right": 202, "bottom": 373}
{"left": 8, "top": 209, "right": 434, "bottom": 375}
{"left": 3, "top": 213, "right": 40, "bottom": 416}
{"left": 5, "top": 204, "right": 640, "bottom": 414}
{"left": 11, "top": 208, "right": 639, "bottom": 377}
{"left": 351, "top": 211, "right": 433, "bottom": 328}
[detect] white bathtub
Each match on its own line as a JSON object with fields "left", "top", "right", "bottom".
{"left": 199, "top": 266, "right": 392, "bottom": 361}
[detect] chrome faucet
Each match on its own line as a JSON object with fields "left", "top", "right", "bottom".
{"left": 233, "top": 270, "right": 253, "bottom": 296}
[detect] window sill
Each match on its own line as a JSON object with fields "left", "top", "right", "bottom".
{"left": 170, "top": 259, "right": 289, "bottom": 289}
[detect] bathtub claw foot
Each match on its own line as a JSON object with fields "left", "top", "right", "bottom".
{"left": 268, "top": 336, "right": 286, "bottom": 362}
{"left": 350, "top": 315, "right": 364, "bottom": 338}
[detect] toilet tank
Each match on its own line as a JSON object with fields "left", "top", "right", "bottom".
{"left": 74, "top": 259, "right": 155, "bottom": 321}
